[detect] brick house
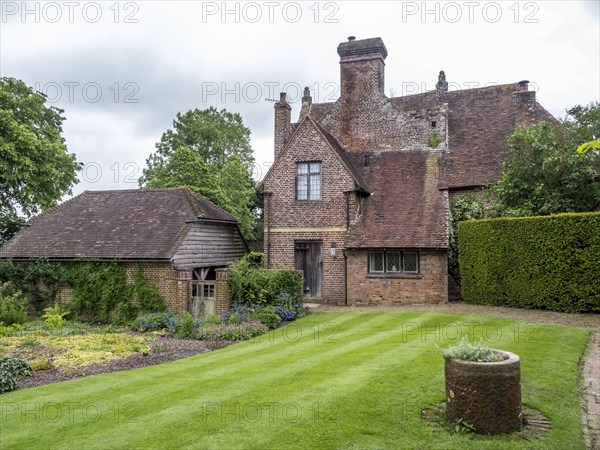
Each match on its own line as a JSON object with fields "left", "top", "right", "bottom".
{"left": 0, "top": 188, "right": 248, "bottom": 315}
{"left": 257, "top": 36, "right": 554, "bottom": 305}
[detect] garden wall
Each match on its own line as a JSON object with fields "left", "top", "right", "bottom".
{"left": 459, "top": 212, "right": 600, "bottom": 313}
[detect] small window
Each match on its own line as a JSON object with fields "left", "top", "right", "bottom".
{"left": 369, "top": 251, "right": 384, "bottom": 273}
{"left": 386, "top": 252, "right": 401, "bottom": 272}
{"left": 296, "top": 162, "right": 321, "bottom": 200}
{"left": 403, "top": 252, "right": 419, "bottom": 273}
{"left": 368, "top": 250, "right": 420, "bottom": 275}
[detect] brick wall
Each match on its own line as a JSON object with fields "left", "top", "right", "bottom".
{"left": 321, "top": 97, "right": 447, "bottom": 153}
{"left": 215, "top": 268, "right": 231, "bottom": 314}
{"left": 267, "top": 230, "right": 348, "bottom": 304}
{"left": 53, "top": 261, "right": 192, "bottom": 314}
{"left": 346, "top": 250, "right": 448, "bottom": 305}
{"left": 262, "top": 118, "right": 358, "bottom": 304}
{"left": 264, "top": 119, "right": 357, "bottom": 230}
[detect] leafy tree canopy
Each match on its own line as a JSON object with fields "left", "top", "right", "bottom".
{"left": 0, "top": 77, "right": 81, "bottom": 243}
{"left": 139, "top": 107, "right": 258, "bottom": 243}
{"left": 144, "top": 146, "right": 232, "bottom": 211}
{"left": 495, "top": 102, "right": 600, "bottom": 216}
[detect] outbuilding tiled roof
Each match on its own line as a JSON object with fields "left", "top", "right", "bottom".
{"left": 0, "top": 188, "right": 237, "bottom": 260}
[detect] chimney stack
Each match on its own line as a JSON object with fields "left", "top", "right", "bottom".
{"left": 298, "top": 86, "right": 312, "bottom": 121}
{"left": 337, "top": 36, "right": 388, "bottom": 99}
{"left": 436, "top": 70, "right": 448, "bottom": 103}
{"left": 274, "top": 92, "right": 291, "bottom": 160}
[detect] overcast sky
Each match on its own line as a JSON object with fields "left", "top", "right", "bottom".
{"left": 1, "top": 0, "right": 599, "bottom": 200}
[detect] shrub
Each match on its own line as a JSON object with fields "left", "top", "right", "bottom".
{"left": 245, "top": 252, "right": 265, "bottom": 268}
{"left": 0, "top": 259, "right": 67, "bottom": 313}
{"left": 249, "top": 306, "right": 281, "bottom": 330}
{"left": 198, "top": 321, "right": 268, "bottom": 341}
{"left": 448, "top": 195, "right": 488, "bottom": 287}
{"left": 0, "top": 357, "right": 33, "bottom": 393}
{"left": 0, "top": 282, "right": 28, "bottom": 325}
{"left": 112, "top": 301, "right": 138, "bottom": 326}
{"left": 179, "top": 312, "right": 201, "bottom": 339}
{"left": 29, "top": 358, "right": 54, "bottom": 371}
{"left": 224, "top": 305, "right": 253, "bottom": 324}
{"left": 204, "top": 314, "right": 222, "bottom": 325}
{"left": 131, "top": 311, "right": 179, "bottom": 333}
{"left": 0, "top": 323, "right": 21, "bottom": 337}
{"left": 225, "top": 304, "right": 281, "bottom": 329}
{"left": 42, "top": 303, "right": 70, "bottom": 329}
{"left": 438, "top": 336, "right": 505, "bottom": 362}
{"left": 274, "top": 291, "right": 307, "bottom": 321}
{"left": 459, "top": 212, "right": 600, "bottom": 313}
{"left": 229, "top": 257, "right": 303, "bottom": 307}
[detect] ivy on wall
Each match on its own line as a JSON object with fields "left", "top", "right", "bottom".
{"left": 0, "top": 259, "right": 166, "bottom": 322}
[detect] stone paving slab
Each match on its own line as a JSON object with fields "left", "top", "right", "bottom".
{"left": 582, "top": 330, "right": 600, "bottom": 450}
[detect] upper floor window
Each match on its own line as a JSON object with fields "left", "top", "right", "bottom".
{"left": 296, "top": 162, "right": 321, "bottom": 201}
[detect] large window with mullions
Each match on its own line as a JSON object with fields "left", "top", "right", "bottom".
{"left": 296, "top": 162, "right": 321, "bottom": 201}
{"left": 368, "top": 250, "right": 419, "bottom": 274}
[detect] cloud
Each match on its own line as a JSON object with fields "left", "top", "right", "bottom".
{"left": 1, "top": 0, "right": 598, "bottom": 197}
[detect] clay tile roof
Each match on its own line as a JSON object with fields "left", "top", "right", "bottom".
{"left": 392, "top": 83, "right": 555, "bottom": 189}
{"left": 346, "top": 151, "right": 448, "bottom": 249}
{"left": 309, "top": 102, "right": 335, "bottom": 122}
{"left": 312, "top": 120, "right": 370, "bottom": 193}
{"left": 0, "top": 187, "right": 237, "bottom": 260}
{"left": 390, "top": 91, "right": 438, "bottom": 112}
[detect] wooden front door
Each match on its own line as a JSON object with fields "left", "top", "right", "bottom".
{"left": 295, "top": 241, "right": 322, "bottom": 298}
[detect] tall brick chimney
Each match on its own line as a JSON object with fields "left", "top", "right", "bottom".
{"left": 337, "top": 36, "right": 388, "bottom": 99}
{"left": 274, "top": 92, "right": 291, "bottom": 160}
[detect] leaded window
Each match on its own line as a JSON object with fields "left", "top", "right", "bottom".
{"left": 368, "top": 250, "right": 420, "bottom": 274}
{"left": 296, "top": 162, "right": 321, "bottom": 200}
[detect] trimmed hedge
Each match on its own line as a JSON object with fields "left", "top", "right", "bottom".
{"left": 229, "top": 255, "right": 303, "bottom": 306}
{"left": 459, "top": 212, "right": 600, "bottom": 313}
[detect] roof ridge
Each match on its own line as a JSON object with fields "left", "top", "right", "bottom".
{"left": 88, "top": 187, "right": 184, "bottom": 194}
{"left": 181, "top": 187, "right": 237, "bottom": 222}
{"left": 391, "top": 81, "right": 522, "bottom": 103}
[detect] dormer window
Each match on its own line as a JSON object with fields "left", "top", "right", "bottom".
{"left": 296, "top": 162, "right": 321, "bottom": 200}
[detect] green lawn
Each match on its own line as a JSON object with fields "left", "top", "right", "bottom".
{"left": 0, "top": 312, "right": 589, "bottom": 449}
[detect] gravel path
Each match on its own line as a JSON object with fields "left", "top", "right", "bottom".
{"left": 306, "top": 301, "right": 600, "bottom": 329}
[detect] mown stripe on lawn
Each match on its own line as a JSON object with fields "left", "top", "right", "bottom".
{"left": 1, "top": 313, "right": 435, "bottom": 449}
{"left": 13, "top": 313, "right": 464, "bottom": 449}
{"left": 0, "top": 312, "right": 588, "bottom": 450}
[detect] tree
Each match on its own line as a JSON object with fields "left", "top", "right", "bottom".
{"left": 0, "top": 77, "right": 81, "bottom": 244}
{"left": 217, "top": 156, "right": 258, "bottom": 242}
{"left": 144, "top": 146, "right": 231, "bottom": 210}
{"left": 140, "top": 107, "right": 254, "bottom": 182}
{"left": 140, "top": 108, "right": 259, "bottom": 243}
{"left": 495, "top": 102, "right": 600, "bottom": 216}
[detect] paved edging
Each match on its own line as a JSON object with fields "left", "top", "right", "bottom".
{"left": 581, "top": 330, "right": 600, "bottom": 450}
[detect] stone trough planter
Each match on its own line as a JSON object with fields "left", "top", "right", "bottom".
{"left": 445, "top": 349, "right": 522, "bottom": 434}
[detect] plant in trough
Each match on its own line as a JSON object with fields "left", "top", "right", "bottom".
{"left": 437, "top": 335, "right": 505, "bottom": 362}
